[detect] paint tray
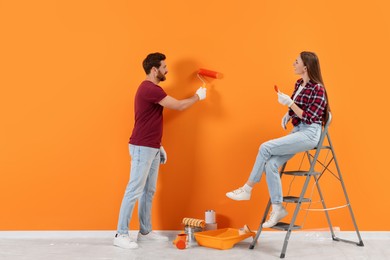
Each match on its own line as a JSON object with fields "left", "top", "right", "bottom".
{"left": 194, "top": 228, "right": 255, "bottom": 250}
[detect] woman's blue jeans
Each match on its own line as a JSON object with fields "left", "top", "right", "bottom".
{"left": 248, "top": 123, "right": 322, "bottom": 204}
{"left": 117, "top": 144, "right": 160, "bottom": 235}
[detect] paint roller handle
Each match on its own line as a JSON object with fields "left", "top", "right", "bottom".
{"left": 196, "top": 87, "right": 207, "bottom": 101}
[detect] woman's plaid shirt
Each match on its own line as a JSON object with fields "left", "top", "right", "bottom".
{"left": 288, "top": 78, "right": 327, "bottom": 126}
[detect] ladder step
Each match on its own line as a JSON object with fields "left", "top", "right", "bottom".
{"left": 283, "top": 170, "right": 320, "bottom": 176}
{"left": 283, "top": 196, "right": 311, "bottom": 203}
{"left": 272, "top": 222, "right": 302, "bottom": 231}
{"left": 313, "top": 145, "right": 332, "bottom": 150}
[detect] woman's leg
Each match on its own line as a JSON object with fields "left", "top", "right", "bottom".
{"left": 264, "top": 154, "right": 294, "bottom": 204}
{"left": 226, "top": 124, "right": 321, "bottom": 202}
{"left": 261, "top": 124, "right": 322, "bottom": 227}
{"left": 262, "top": 124, "right": 321, "bottom": 202}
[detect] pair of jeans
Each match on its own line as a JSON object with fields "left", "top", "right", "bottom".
{"left": 248, "top": 123, "right": 322, "bottom": 204}
{"left": 116, "top": 144, "right": 160, "bottom": 235}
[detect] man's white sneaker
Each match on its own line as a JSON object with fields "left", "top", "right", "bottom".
{"left": 113, "top": 234, "right": 138, "bottom": 249}
{"left": 262, "top": 207, "right": 288, "bottom": 228}
{"left": 137, "top": 231, "right": 169, "bottom": 242}
{"left": 226, "top": 187, "right": 251, "bottom": 201}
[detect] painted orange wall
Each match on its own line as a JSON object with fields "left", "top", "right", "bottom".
{"left": 1, "top": 0, "right": 389, "bottom": 231}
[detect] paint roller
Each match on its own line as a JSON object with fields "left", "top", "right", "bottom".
{"left": 182, "top": 217, "right": 205, "bottom": 228}
{"left": 197, "top": 68, "right": 223, "bottom": 87}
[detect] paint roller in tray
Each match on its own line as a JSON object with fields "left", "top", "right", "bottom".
{"left": 197, "top": 68, "right": 223, "bottom": 87}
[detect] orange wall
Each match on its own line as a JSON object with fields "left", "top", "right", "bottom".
{"left": 1, "top": 0, "right": 389, "bottom": 231}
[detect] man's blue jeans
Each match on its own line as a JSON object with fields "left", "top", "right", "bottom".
{"left": 117, "top": 144, "right": 160, "bottom": 235}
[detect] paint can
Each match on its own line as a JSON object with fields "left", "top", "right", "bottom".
{"left": 184, "top": 225, "right": 203, "bottom": 245}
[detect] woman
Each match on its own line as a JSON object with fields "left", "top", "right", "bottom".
{"left": 226, "top": 51, "right": 329, "bottom": 228}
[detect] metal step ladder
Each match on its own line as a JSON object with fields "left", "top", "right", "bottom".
{"left": 249, "top": 112, "right": 364, "bottom": 258}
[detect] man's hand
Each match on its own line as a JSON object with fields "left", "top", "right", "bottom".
{"left": 160, "top": 146, "right": 167, "bottom": 164}
{"left": 196, "top": 87, "right": 207, "bottom": 101}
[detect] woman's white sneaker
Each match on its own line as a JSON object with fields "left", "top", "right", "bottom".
{"left": 262, "top": 207, "right": 288, "bottom": 228}
{"left": 113, "top": 234, "right": 138, "bottom": 249}
{"left": 226, "top": 187, "right": 251, "bottom": 201}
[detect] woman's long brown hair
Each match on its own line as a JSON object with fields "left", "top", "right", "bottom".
{"left": 300, "top": 51, "right": 330, "bottom": 125}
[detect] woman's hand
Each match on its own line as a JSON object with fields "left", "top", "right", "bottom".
{"left": 277, "top": 92, "right": 294, "bottom": 107}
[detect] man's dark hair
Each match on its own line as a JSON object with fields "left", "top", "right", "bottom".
{"left": 143, "top": 52, "right": 166, "bottom": 74}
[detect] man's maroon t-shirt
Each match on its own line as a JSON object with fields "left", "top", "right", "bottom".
{"left": 129, "top": 80, "right": 167, "bottom": 148}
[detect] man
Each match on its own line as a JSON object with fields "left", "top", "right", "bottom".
{"left": 114, "top": 52, "right": 207, "bottom": 249}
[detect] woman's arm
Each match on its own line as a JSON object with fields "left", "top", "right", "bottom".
{"left": 289, "top": 102, "right": 303, "bottom": 118}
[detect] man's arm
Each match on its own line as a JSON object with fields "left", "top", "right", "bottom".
{"left": 159, "top": 95, "right": 199, "bottom": 111}
{"left": 159, "top": 87, "right": 206, "bottom": 111}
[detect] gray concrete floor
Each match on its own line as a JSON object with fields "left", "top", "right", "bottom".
{"left": 0, "top": 231, "right": 388, "bottom": 259}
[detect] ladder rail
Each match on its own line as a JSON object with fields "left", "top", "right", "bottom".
{"left": 325, "top": 132, "right": 364, "bottom": 245}
{"left": 280, "top": 173, "right": 313, "bottom": 258}
{"left": 249, "top": 200, "right": 271, "bottom": 249}
{"left": 250, "top": 162, "right": 288, "bottom": 248}
{"left": 313, "top": 174, "right": 337, "bottom": 238}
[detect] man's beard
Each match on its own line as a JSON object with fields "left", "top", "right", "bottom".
{"left": 157, "top": 71, "right": 166, "bottom": 81}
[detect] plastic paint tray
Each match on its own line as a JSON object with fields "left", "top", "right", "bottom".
{"left": 194, "top": 228, "right": 255, "bottom": 250}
